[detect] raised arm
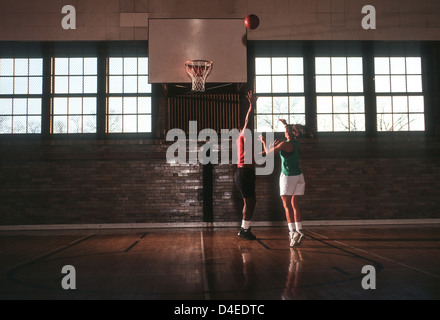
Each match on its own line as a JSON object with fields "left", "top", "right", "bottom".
{"left": 242, "top": 91, "right": 257, "bottom": 131}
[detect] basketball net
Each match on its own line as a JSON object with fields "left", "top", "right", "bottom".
{"left": 185, "top": 60, "right": 213, "bottom": 92}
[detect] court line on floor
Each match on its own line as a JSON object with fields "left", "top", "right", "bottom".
{"left": 6, "top": 234, "right": 95, "bottom": 287}
{"left": 199, "top": 231, "right": 211, "bottom": 300}
{"left": 307, "top": 229, "right": 440, "bottom": 280}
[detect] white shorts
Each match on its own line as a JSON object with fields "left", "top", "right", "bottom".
{"left": 279, "top": 172, "right": 305, "bottom": 196}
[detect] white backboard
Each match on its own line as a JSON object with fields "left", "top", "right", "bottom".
{"left": 148, "top": 19, "right": 247, "bottom": 83}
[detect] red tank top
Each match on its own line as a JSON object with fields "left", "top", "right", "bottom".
{"left": 236, "top": 134, "right": 255, "bottom": 167}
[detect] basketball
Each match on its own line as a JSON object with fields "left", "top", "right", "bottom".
{"left": 244, "top": 14, "right": 260, "bottom": 30}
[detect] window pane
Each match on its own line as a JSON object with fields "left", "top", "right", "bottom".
{"left": 317, "top": 96, "right": 332, "bottom": 113}
{"left": 349, "top": 96, "right": 365, "bottom": 113}
{"left": 394, "top": 114, "right": 409, "bottom": 131}
{"left": 290, "top": 114, "right": 306, "bottom": 126}
{"left": 14, "top": 99, "right": 27, "bottom": 114}
{"left": 391, "top": 75, "right": 406, "bottom": 92}
{"left": 109, "top": 58, "right": 123, "bottom": 75}
{"left": 55, "top": 58, "right": 69, "bottom": 75}
{"left": 28, "top": 116, "right": 41, "bottom": 133}
{"left": 83, "top": 76, "right": 97, "bottom": 93}
{"left": 109, "top": 76, "right": 123, "bottom": 93}
{"left": 347, "top": 57, "right": 363, "bottom": 74}
{"left": 377, "top": 113, "right": 393, "bottom": 131}
{"left": 84, "top": 58, "right": 97, "bottom": 75}
{"left": 0, "top": 77, "right": 14, "bottom": 94}
{"left": 255, "top": 58, "right": 271, "bottom": 75}
{"left": 15, "top": 59, "right": 29, "bottom": 76}
{"left": 29, "top": 59, "right": 43, "bottom": 76}
{"left": 272, "top": 76, "right": 288, "bottom": 93}
{"left": 331, "top": 57, "right": 346, "bottom": 74}
{"left": 109, "top": 97, "right": 123, "bottom": 114}
{"left": 0, "top": 59, "right": 14, "bottom": 76}
{"left": 316, "top": 75, "right": 331, "bottom": 92}
{"left": 0, "top": 116, "right": 12, "bottom": 133}
{"left": 28, "top": 99, "right": 41, "bottom": 115}
{"left": 257, "top": 97, "right": 272, "bottom": 114}
{"left": 53, "top": 98, "right": 68, "bottom": 114}
{"left": 53, "top": 116, "right": 67, "bottom": 133}
{"left": 377, "top": 96, "right": 392, "bottom": 113}
{"left": 69, "top": 76, "right": 83, "bottom": 93}
{"left": 124, "top": 76, "right": 138, "bottom": 93}
{"left": 54, "top": 76, "right": 69, "bottom": 93}
{"left": 0, "top": 99, "right": 13, "bottom": 114}
{"left": 407, "top": 75, "right": 422, "bottom": 92}
{"left": 69, "top": 115, "right": 82, "bottom": 133}
{"left": 13, "top": 116, "right": 27, "bottom": 133}
{"left": 408, "top": 96, "right": 424, "bottom": 113}
{"left": 375, "top": 75, "right": 390, "bottom": 92}
{"left": 124, "top": 115, "right": 137, "bottom": 132}
{"left": 351, "top": 114, "right": 365, "bottom": 131}
{"left": 70, "top": 58, "right": 83, "bottom": 75}
{"left": 124, "top": 97, "right": 137, "bottom": 114}
{"left": 138, "top": 76, "right": 151, "bottom": 93}
{"left": 109, "top": 115, "right": 122, "bottom": 133}
{"left": 317, "top": 114, "right": 333, "bottom": 132}
{"left": 272, "top": 58, "right": 287, "bottom": 74}
{"left": 392, "top": 96, "right": 408, "bottom": 113}
{"left": 138, "top": 97, "right": 151, "bottom": 114}
{"left": 290, "top": 97, "right": 305, "bottom": 114}
{"left": 83, "top": 98, "right": 96, "bottom": 115}
{"left": 390, "top": 57, "right": 406, "bottom": 74}
{"left": 409, "top": 113, "right": 424, "bottom": 131}
{"left": 14, "top": 77, "right": 28, "bottom": 94}
{"left": 332, "top": 75, "right": 347, "bottom": 92}
{"left": 124, "top": 58, "right": 138, "bottom": 74}
{"left": 138, "top": 115, "right": 152, "bottom": 132}
{"left": 333, "top": 96, "right": 349, "bottom": 113}
{"left": 69, "top": 97, "right": 83, "bottom": 114}
{"left": 256, "top": 114, "right": 273, "bottom": 131}
{"left": 288, "top": 76, "right": 304, "bottom": 93}
{"left": 334, "top": 114, "right": 349, "bottom": 131}
{"left": 83, "top": 116, "right": 96, "bottom": 133}
{"left": 288, "top": 58, "right": 303, "bottom": 74}
{"left": 315, "top": 58, "right": 330, "bottom": 74}
{"left": 255, "top": 76, "right": 271, "bottom": 93}
{"left": 406, "top": 57, "right": 421, "bottom": 74}
{"left": 138, "top": 58, "right": 148, "bottom": 75}
{"left": 374, "top": 58, "right": 389, "bottom": 75}
{"left": 29, "top": 77, "right": 43, "bottom": 94}
{"left": 347, "top": 75, "right": 363, "bottom": 92}
{"left": 273, "top": 97, "right": 288, "bottom": 114}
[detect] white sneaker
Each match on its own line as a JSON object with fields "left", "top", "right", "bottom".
{"left": 291, "top": 231, "right": 306, "bottom": 247}
{"left": 289, "top": 232, "right": 296, "bottom": 247}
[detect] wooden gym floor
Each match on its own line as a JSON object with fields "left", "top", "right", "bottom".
{"left": 1, "top": 224, "right": 440, "bottom": 300}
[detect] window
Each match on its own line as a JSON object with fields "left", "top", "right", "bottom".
{"left": 52, "top": 57, "right": 98, "bottom": 134}
{"left": 315, "top": 57, "right": 365, "bottom": 132}
{"left": 254, "top": 57, "right": 305, "bottom": 132}
{"left": 107, "top": 57, "right": 152, "bottom": 133}
{"left": 375, "top": 57, "right": 424, "bottom": 131}
{"left": 0, "top": 58, "right": 43, "bottom": 134}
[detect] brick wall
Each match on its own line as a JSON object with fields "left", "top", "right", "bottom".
{"left": 1, "top": 136, "right": 439, "bottom": 226}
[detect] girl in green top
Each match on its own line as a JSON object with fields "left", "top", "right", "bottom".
{"left": 259, "top": 119, "right": 306, "bottom": 247}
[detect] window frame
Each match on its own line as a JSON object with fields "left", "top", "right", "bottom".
{"left": 0, "top": 58, "right": 44, "bottom": 135}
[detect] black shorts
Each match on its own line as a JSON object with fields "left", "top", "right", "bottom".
{"left": 235, "top": 167, "right": 256, "bottom": 198}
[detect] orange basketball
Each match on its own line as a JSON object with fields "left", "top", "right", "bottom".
{"left": 244, "top": 14, "right": 260, "bottom": 30}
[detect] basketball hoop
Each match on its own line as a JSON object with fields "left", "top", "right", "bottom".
{"left": 185, "top": 60, "right": 213, "bottom": 92}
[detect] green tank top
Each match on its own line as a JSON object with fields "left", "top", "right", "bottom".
{"left": 280, "top": 140, "right": 302, "bottom": 176}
